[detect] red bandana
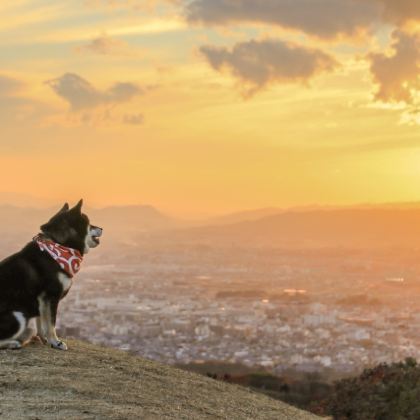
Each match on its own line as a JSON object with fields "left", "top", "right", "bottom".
{"left": 34, "top": 234, "right": 83, "bottom": 278}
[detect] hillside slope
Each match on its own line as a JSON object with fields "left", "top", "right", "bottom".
{"left": 0, "top": 340, "right": 321, "bottom": 419}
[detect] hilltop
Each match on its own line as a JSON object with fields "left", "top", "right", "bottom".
{"left": 0, "top": 340, "right": 321, "bottom": 419}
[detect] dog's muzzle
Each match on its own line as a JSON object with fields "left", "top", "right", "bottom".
{"left": 91, "top": 226, "right": 103, "bottom": 245}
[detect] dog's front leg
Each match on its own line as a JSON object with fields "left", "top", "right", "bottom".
{"left": 38, "top": 295, "right": 67, "bottom": 350}
{"left": 46, "top": 298, "right": 67, "bottom": 351}
{"left": 35, "top": 317, "right": 47, "bottom": 344}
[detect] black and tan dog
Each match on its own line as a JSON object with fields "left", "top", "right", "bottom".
{"left": 0, "top": 200, "right": 102, "bottom": 350}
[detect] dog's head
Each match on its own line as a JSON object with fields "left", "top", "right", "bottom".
{"left": 40, "top": 199, "right": 103, "bottom": 255}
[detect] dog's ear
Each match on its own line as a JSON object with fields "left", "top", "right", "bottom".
{"left": 60, "top": 203, "right": 69, "bottom": 213}
{"left": 51, "top": 203, "right": 69, "bottom": 218}
{"left": 71, "top": 199, "right": 83, "bottom": 214}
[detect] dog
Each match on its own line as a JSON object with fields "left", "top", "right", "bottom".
{"left": 0, "top": 200, "right": 102, "bottom": 350}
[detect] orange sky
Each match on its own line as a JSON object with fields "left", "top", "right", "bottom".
{"left": 1, "top": 1, "right": 420, "bottom": 216}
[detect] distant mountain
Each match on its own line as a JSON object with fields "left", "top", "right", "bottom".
{"left": 0, "top": 192, "right": 52, "bottom": 208}
{"left": 203, "top": 207, "right": 283, "bottom": 225}
{"left": 88, "top": 205, "right": 179, "bottom": 234}
{"left": 202, "top": 202, "right": 420, "bottom": 227}
{"left": 0, "top": 205, "right": 180, "bottom": 248}
{"left": 4, "top": 203, "right": 420, "bottom": 250}
{"left": 152, "top": 208, "right": 420, "bottom": 249}
{"left": 0, "top": 205, "right": 51, "bottom": 234}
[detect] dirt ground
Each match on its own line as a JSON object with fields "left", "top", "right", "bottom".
{"left": 0, "top": 339, "right": 322, "bottom": 419}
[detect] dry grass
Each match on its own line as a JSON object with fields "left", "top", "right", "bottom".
{"left": 0, "top": 339, "right": 321, "bottom": 419}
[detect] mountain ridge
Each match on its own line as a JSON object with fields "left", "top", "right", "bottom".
{"left": 150, "top": 207, "right": 420, "bottom": 249}
{"left": 3, "top": 203, "right": 420, "bottom": 249}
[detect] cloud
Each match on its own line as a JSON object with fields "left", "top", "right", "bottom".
{"left": 77, "top": 34, "right": 128, "bottom": 55}
{"left": 186, "top": 0, "right": 380, "bottom": 39}
{"left": 200, "top": 39, "right": 337, "bottom": 95}
{"left": 368, "top": 30, "right": 420, "bottom": 103}
{"left": 107, "top": 82, "right": 143, "bottom": 102}
{"left": 46, "top": 73, "right": 143, "bottom": 110}
{"left": 185, "top": 0, "right": 420, "bottom": 37}
{"left": 123, "top": 113, "right": 144, "bottom": 125}
{"left": 378, "top": 0, "right": 420, "bottom": 24}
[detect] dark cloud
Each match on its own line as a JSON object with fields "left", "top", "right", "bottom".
{"left": 378, "top": 0, "right": 420, "bottom": 24}
{"left": 186, "top": 0, "right": 380, "bottom": 38}
{"left": 46, "top": 73, "right": 143, "bottom": 110}
{"left": 368, "top": 30, "right": 420, "bottom": 103}
{"left": 200, "top": 39, "right": 337, "bottom": 95}
{"left": 186, "top": 0, "right": 420, "bottom": 37}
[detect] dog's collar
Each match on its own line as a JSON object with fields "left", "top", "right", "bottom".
{"left": 33, "top": 234, "right": 83, "bottom": 278}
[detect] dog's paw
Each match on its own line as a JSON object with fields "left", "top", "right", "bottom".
{"left": 50, "top": 340, "right": 68, "bottom": 351}
{"left": 7, "top": 340, "right": 22, "bottom": 350}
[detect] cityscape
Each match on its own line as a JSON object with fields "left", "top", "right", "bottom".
{"left": 55, "top": 240, "right": 420, "bottom": 380}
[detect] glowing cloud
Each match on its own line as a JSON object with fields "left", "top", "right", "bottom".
{"left": 368, "top": 30, "right": 420, "bottom": 103}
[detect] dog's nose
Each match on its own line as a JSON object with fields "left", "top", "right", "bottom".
{"left": 92, "top": 226, "right": 103, "bottom": 236}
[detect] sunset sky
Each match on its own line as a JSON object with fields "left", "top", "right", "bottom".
{"left": 1, "top": 0, "right": 420, "bottom": 216}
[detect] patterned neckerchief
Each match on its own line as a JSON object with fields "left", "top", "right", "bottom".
{"left": 33, "top": 234, "right": 83, "bottom": 278}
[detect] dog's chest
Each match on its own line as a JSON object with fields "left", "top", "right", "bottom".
{"left": 58, "top": 272, "right": 73, "bottom": 295}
